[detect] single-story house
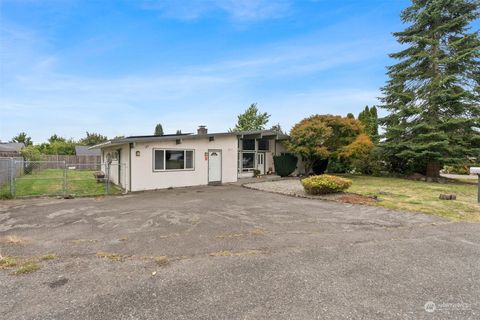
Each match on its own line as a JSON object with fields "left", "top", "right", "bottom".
{"left": 0, "top": 142, "right": 25, "bottom": 157}
{"left": 92, "top": 126, "right": 295, "bottom": 192}
{"left": 75, "top": 145, "right": 101, "bottom": 156}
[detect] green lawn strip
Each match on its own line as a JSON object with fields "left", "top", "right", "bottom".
{"left": 2, "top": 169, "right": 121, "bottom": 197}
{"left": 344, "top": 175, "right": 479, "bottom": 221}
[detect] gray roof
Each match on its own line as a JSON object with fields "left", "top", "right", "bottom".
{"left": 0, "top": 142, "right": 25, "bottom": 152}
{"left": 91, "top": 130, "right": 289, "bottom": 149}
{"left": 75, "top": 145, "right": 101, "bottom": 156}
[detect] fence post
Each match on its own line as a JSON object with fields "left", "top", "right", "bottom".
{"left": 9, "top": 158, "right": 13, "bottom": 197}
{"left": 11, "top": 159, "right": 16, "bottom": 197}
{"left": 63, "top": 160, "right": 67, "bottom": 197}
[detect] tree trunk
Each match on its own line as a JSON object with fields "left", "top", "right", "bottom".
{"left": 426, "top": 161, "right": 441, "bottom": 180}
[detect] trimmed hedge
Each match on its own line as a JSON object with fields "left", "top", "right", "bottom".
{"left": 301, "top": 174, "right": 352, "bottom": 195}
{"left": 273, "top": 153, "right": 298, "bottom": 177}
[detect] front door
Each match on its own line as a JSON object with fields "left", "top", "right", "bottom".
{"left": 208, "top": 150, "right": 222, "bottom": 184}
{"left": 257, "top": 153, "right": 265, "bottom": 175}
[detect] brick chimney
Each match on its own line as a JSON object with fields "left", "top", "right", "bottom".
{"left": 197, "top": 125, "right": 208, "bottom": 135}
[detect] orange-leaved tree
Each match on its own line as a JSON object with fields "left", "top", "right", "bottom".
{"left": 288, "top": 115, "right": 369, "bottom": 174}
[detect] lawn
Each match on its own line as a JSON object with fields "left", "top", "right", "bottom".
{"left": 1, "top": 169, "right": 121, "bottom": 198}
{"left": 344, "top": 175, "right": 479, "bottom": 221}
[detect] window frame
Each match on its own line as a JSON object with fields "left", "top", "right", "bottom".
{"left": 240, "top": 151, "right": 255, "bottom": 172}
{"left": 153, "top": 148, "right": 195, "bottom": 172}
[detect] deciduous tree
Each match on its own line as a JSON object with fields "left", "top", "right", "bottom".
{"left": 79, "top": 132, "right": 108, "bottom": 146}
{"left": 288, "top": 115, "right": 367, "bottom": 174}
{"left": 11, "top": 132, "right": 32, "bottom": 146}
{"left": 232, "top": 103, "right": 270, "bottom": 132}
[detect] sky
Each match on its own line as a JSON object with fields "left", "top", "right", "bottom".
{"left": 0, "top": 0, "right": 412, "bottom": 143}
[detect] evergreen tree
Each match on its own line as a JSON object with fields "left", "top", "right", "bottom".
{"left": 380, "top": 0, "right": 480, "bottom": 178}
{"left": 232, "top": 103, "right": 270, "bottom": 132}
{"left": 358, "top": 106, "right": 379, "bottom": 142}
{"left": 154, "top": 123, "right": 164, "bottom": 136}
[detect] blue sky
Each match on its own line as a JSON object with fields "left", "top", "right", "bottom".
{"left": 0, "top": 0, "right": 411, "bottom": 143}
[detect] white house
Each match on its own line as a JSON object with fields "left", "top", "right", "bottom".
{"left": 92, "top": 126, "right": 291, "bottom": 192}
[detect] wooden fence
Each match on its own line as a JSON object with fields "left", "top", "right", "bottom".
{"left": 42, "top": 155, "right": 101, "bottom": 164}
{"left": 41, "top": 155, "right": 101, "bottom": 170}
{"left": 0, "top": 151, "right": 21, "bottom": 157}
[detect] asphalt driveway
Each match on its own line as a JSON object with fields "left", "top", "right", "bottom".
{"left": 0, "top": 184, "right": 479, "bottom": 319}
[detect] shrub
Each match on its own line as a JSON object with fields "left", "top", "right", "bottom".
{"left": 301, "top": 174, "right": 352, "bottom": 195}
{"left": 273, "top": 153, "right": 298, "bottom": 177}
{"left": 312, "top": 158, "right": 329, "bottom": 175}
{"left": 326, "top": 156, "right": 351, "bottom": 173}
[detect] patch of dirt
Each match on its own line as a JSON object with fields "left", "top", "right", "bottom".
{"left": 47, "top": 277, "right": 69, "bottom": 288}
{"left": 0, "top": 235, "right": 30, "bottom": 245}
{"left": 336, "top": 194, "right": 377, "bottom": 204}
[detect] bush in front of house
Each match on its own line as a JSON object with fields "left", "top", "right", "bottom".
{"left": 301, "top": 174, "right": 352, "bottom": 195}
{"left": 273, "top": 153, "right": 298, "bottom": 177}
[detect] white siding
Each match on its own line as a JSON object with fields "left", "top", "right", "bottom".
{"left": 102, "top": 144, "right": 130, "bottom": 190}
{"left": 129, "top": 135, "right": 238, "bottom": 191}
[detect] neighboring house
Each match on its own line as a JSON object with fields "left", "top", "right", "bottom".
{"left": 74, "top": 145, "right": 101, "bottom": 156}
{"left": 0, "top": 142, "right": 25, "bottom": 157}
{"left": 92, "top": 126, "right": 290, "bottom": 192}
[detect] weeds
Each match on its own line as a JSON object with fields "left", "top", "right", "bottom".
{"left": 40, "top": 254, "right": 57, "bottom": 261}
{"left": 96, "top": 252, "right": 128, "bottom": 261}
{"left": 15, "top": 261, "right": 40, "bottom": 275}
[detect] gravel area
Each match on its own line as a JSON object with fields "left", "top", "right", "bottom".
{"left": 244, "top": 178, "right": 343, "bottom": 200}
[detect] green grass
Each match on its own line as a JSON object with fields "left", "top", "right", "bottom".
{"left": 344, "top": 175, "right": 479, "bottom": 221}
{"left": 14, "top": 261, "right": 40, "bottom": 275}
{"left": 1, "top": 169, "right": 121, "bottom": 198}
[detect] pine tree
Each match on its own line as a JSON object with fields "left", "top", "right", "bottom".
{"left": 380, "top": 0, "right": 480, "bottom": 178}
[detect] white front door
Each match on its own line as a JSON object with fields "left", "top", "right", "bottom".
{"left": 208, "top": 150, "right": 222, "bottom": 184}
{"left": 257, "top": 153, "right": 265, "bottom": 175}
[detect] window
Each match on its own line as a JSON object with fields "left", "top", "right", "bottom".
{"left": 153, "top": 149, "right": 194, "bottom": 171}
{"left": 166, "top": 150, "right": 184, "bottom": 169}
{"left": 242, "top": 139, "right": 255, "bottom": 150}
{"left": 154, "top": 150, "right": 164, "bottom": 170}
{"left": 241, "top": 153, "right": 255, "bottom": 171}
{"left": 258, "top": 139, "right": 269, "bottom": 151}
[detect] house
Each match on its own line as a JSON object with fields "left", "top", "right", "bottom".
{"left": 0, "top": 142, "right": 25, "bottom": 157}
{"left": 92, "top": 126, "right": 290, "bottom": 192}
{"left": 74, "top": 145, "right": 101, "bottom": 156}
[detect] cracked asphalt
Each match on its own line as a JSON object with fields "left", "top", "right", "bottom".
{"left": 0, "top": 184, "right": 479, "bottom": 319}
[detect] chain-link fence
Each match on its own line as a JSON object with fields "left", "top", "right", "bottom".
{"left": 0, "top": 158, "right": 127, "bottom": 198}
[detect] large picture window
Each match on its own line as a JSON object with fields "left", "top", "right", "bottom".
{"left": 241, "top": 152, "right": 255, "bottom": 171}
{"left": 154, "top": 149, "right": 194, "bottom": 171}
